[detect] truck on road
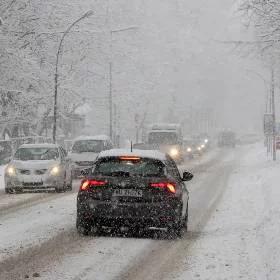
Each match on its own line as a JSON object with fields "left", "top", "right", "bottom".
{"left": 134, "top": 123, "right": 185, "bottom": 163}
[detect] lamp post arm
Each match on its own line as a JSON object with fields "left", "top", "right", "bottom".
{"left": 53, "top": 10, "right": 93, "bottom": 143}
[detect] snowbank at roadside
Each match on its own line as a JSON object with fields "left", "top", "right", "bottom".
{"left": 174, "top": 143, "right": 280, "bottom": 280}
{"left": 0, "top": 165, "right": 6, "bottom": 190}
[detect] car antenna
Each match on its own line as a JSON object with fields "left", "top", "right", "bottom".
{"left": 130, "top": 141, "right": 133, "bottom": 152}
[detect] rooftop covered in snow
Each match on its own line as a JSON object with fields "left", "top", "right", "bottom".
{"left": 73, "top": 135, "right": 111, "bottom": 141}
{"left": 19, "top": 143, "right": 60, "bottom": 149}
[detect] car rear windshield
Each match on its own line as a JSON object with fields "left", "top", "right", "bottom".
{"left": 93, "top": 157, "right": 165, "bottom": 177}
{"left": 148, "top": 132, "right": 178, "bottom": 145}
{"left": 14, "top": 148, "right": 59, "bottom": 161}
{"left": 72, "top": 140, "right": 104, "bottom": 153}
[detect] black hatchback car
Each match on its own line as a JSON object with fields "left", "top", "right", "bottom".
{"left": 76, "top": 149, "right": 193, "bottom": 237}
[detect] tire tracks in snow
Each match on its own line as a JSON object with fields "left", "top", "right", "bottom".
{"left": 0, "top": 227, "right": 83, "bottom": 279}
{"left": 115, "top": 151, "right": 240, "bottom": 280}
{"left": 0, "top": 181, "right": 80, "bottom": 217}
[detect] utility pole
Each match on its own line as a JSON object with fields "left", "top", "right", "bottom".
{"left": 135, "top": 113, "right": 139, "bottom": 143}
{"left": 109, "top": 61, "right": 113, "bottom": 139}
{"left": 271, "top": 67, "right": 277, "bottom": 161}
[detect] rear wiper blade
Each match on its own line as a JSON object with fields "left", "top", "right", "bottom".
{"left": 142, "top": 174, "right": 162, "bottom": 177}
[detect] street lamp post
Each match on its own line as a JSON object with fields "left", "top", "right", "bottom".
{"left": 109, "top": 26, "right": 138, "bottom": 141}
{"left": 53, "top": 11, "right": 93, "bottom": 143}
{"left": 271, "top": 67, "right": 277, "bottom": 161}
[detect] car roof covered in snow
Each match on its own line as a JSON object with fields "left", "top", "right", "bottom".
{"left": 73, "top": 135, "right": 111, "bottom": 142}
{"left": 18, "top": 143, "right": 59, "bottom": 149}
{"left": 147, "top": 123, "right": 181, "bottom": 131}
{"left": 97, "top": 149, "right": 167, "bottom": 161}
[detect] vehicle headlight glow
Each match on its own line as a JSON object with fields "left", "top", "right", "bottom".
{"left": 187, "top": 147, "right": 192, "bottom": 152}
{"left": 204, "top": 139, "right": 209, "bottom": 143}
{"left": 201, "top": 144, "right": 205, "bottom": 149}
{"left": 170, "top": 148, "right": 179, "bottom": 157}
{"left": 197, "top": 147, "right": 201, "bottom": 151}
{"left": 50, "top": 166, "right": 60, "bottom": 176}
{"left": 6, "top": 166, "right": 16, "bottom": 176}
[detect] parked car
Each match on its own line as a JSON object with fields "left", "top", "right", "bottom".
{"left": 69, "top": 135, "right": 114, "bottom": 178}
{"left": 76, "top": 149, "right": 193, "bottom": 237}
{"left": 5, "top": 143, "right": 72, "bottom": 193}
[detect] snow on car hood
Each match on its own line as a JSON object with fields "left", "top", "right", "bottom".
{"left": 68, "top": 152, "right": 98, "bottom": 162}
{"left": 11, "top": 160, "right": 58, "bottom": 170}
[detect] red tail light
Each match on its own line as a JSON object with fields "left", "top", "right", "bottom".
{"left": 80, "top": 179, "right": 107, "bottom": 191}
{"left": 119, "top": 156, "right": 141, "bottom": 161}
{"left": 150, "top": 182, "right": 176, "bottom": 194}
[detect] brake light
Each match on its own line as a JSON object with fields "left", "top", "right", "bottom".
{"left": 166, "top": 183, "right": 176, "bottom": 194}
{"left": 80, "top": 179, "right": 106, "bottom": 191}
{"left": 119, "top": 156, "right": 141, "bottom": 161}
{"left": 150, "top": 182, "right": 176, "bottom": 194}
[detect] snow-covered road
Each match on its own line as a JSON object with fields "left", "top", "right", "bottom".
{"left": 1, "top": 145, "right": 278, "bottom": 280}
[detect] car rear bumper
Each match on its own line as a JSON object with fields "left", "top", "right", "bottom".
{"left": 77, "top": 199, "right": 182, "bottom": 227}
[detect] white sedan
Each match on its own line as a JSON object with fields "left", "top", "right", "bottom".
{"left": 5, "top": 143, "right": 72, "bottom": 193}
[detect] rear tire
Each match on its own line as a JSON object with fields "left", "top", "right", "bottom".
{"left": 55, "top": 184, "right": 65, "bottom": 193}
{"left": 55, "top": 177, "right": 67, "bottom": 193}
{"left": 5, "top": 188, "right": 13, "bottom": 194}
{"left": 183, "top": 207, "right": 189, "bottom": 232}
{"left": 67, "top": 176, "right": 73, "bottom": 191}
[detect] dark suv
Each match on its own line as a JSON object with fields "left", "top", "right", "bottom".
{"left": 76, "top": 149, "right": 193, "bottom": 237}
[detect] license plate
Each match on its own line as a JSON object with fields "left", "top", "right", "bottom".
{"left": 113, "top": 189, "right": 143, "bottom": 197}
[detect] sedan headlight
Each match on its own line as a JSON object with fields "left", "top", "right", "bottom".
{"left": 6, "top": 166, "right": 16, "bottom": 176}
{"left": 170, "top": 148, "right": 179, "bottom": 157}
{"left": 50, "top": 166, "right": 60, "bottom": 176}
{"left": 187, "top": 147, "right": 192, "bottom": 153}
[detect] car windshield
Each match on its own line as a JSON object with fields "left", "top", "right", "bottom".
{"left": 14, "top": 147, "right": 59, "bottom": 161}
{"left": 72, "top": 140, "right": 104, "bottom": 153}
{"left": 148, "top": 132, "right": 178, "bottom": 145}
{"left": 93, "top": 158, "right": 165, "bottom": 177}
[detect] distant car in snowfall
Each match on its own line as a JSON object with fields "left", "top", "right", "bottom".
{"left": 68, "top": 135, "right": 114, "bottom": 178}
{"left": 191, "top": 135, "right": 209, "bottom": 154}
{"left": 76, "top": 149, "right": 193, "bottom": 237}
{"left": 5, "top": 143, "right": 72, "bottom": 193}
{"left": 182, "top": 138, "right": 194, "bottom": 159}
{"left": 185, "top": 138, "right": 204, "bottom": 156}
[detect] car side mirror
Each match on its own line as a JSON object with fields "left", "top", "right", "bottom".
{"left": 182, "top": 171, "right": 193, "bottom": 181}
